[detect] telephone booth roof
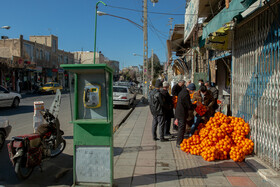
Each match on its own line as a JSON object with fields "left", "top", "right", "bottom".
{"left": 60, "top": 64, "right": 113, "bottom": 74}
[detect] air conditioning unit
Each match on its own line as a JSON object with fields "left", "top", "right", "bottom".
{"left": 1, "top": 36, "right": 9, "bottom": 39}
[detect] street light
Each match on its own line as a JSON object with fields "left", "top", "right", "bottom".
{"left": 94, "top": 1, "right": 107, "bottom": 64}
{"left": 133, "top": 53, "right": 143, "bottom": 57}
{"left": 97, "top": 11, "right": 143, "bottom": 31}
{"left": 1, "top": 26, "right": 11, "bottom": 30}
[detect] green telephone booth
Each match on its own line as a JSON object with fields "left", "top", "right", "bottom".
{"left": 61, "top": 64, "right": 113, "bottom": 186}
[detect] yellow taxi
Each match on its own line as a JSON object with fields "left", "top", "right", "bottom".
{"left": 39, "top": 82, "right": 63, "bottom": 94}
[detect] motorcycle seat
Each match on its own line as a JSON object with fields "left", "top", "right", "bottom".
{"left": 17, "top": 133, "right": 41, "bottom": 148}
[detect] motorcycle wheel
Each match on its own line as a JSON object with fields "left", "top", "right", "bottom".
{"left": 50, "top": 139, "right": 66, "bottom": 158}
{"left": 15, "top": 157, "right": 33, "bottom": 180}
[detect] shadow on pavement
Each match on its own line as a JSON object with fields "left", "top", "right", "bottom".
{"left": 114, "top": 145, "right": 161, "bottom": 156}
{"left": 0, "top": 105, "right": 34, "bottom": 116}
{"left": 0, "top": 141, "right": 73, "bottom": 186}
{"left": 114, "top": 160, "right": 261, "bottom": 186}
{"left": 63, "top": 136, "right": 73, "bottom": 140}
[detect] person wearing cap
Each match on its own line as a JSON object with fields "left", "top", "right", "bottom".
{"left": 175, "top": 84, "right": 192, "bottom": 147}
{"left": 205, "top": 81, "right": 219, "bottom": 113}
{"left": 149, "top": 79, "right": 168, "bottom": 142}
{"left": 190, "top": 85, "right": 215, "bottom": 136}
{"left": 160, "top": 81, "right": 174, "bottom": 137}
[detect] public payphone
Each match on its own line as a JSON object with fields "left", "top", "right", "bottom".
{"left": 61, "top": 64, "right": 113, "bottom": 186}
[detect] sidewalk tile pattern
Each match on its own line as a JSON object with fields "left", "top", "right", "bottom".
{"left": 113, "top": 104, "right": 273, "bottom": 187}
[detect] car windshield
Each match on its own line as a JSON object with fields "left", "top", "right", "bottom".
{"left": 44, "top": 84, "right": 53, "bottom": 87}
{"left": 113, "top": 87, "right": 127, "bottom": 93}
{"left": 0, "top": 86, "right": 8, "bottom": 93}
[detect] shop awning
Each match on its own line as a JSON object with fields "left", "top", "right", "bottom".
{"left": 205, "top": 23, "right": 233, "bottom": 51}
{"left": 202, "top": 0, "right": 257, "bottom": 40}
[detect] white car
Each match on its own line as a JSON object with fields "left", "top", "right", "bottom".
{"left": 0, "top": 85, "right": 21, "bottom": 108}
{"left": 113, "top": 86, "right": 136, "bottom": 108}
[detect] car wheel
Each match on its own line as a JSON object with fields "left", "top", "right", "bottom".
{"left": 51, "top": 90, "right": 55, "bottom": 94}
{"left": 0, "top": 131, "right": 5, "bottom": 150}
{"left": 12, "top": 97, "right": 20, "bottom": 108}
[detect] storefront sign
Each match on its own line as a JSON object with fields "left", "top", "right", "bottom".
{"left": 58, "top": 68, "right": 64, "bottom": 73}
{"left": 184, "top": 0, "right": 199, "bottom": 43}
{"left": 35, "top": 66, "right": 42, "bottom": 72}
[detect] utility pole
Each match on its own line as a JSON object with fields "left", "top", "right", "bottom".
{"left": 151, "top": 49, "right": 154, "bottom": 80}
{"left": 143, "top": 0, "right": 148, "bottom": 95}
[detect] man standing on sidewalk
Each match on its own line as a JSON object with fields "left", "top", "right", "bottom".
{"left": 160, "top": 81, "right": 174, "bottom": 137}
{"left": 149, "top": 80, "right": 168, "bottom": 142}
{"left": 175, "top": 84, "right": 192, "bottom": 147}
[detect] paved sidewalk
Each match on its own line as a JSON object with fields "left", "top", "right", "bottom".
{"left": 113, "top": 102, "right": 274, "bottom": 187}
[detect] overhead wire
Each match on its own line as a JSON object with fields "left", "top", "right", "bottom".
{"left": 106, "top": 4, "right": 262, "bottom": 16}
{"left": 147, "top": 16, "right": 168, "bottom": 62}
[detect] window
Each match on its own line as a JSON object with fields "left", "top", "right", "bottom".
{"left": 0, "top": 86, "right": 8, "bottom": 93}
{"left": 64, "top": 56, "right": 68, "bottom": 64}
{"left": 52, "top": 39, "right": 57, "bottom": 52}
{"left": 36, "top": 49, "right": 39, "bottom": 59}
{"left": 23, "top": 43, "right": 34, "bottom": 62}
{"left": 40, "top": 50, "right": 43, "bottom": 59}
{"left": 113, "top": 87, "right": 128, "bottom": 93}
{"left": 45, "top": 51, "right": 50, "bottom": 61}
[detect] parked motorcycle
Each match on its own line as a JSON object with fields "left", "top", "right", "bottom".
{"left": 7, "top": 90, "right": 66, "bottom": 180}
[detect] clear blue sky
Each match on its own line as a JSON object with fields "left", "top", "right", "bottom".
{"left": 0, "top": 0, "right": 186, "bottom": 69}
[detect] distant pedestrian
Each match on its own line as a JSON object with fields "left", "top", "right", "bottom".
{"left": 161, "top": 81, "right": 174, "bottom": 137}
{"left": 186, "top": 79, "right": 191, "bottom": 87}
{"left": 149, "top": 80, "right": 168, "bottom": 142}
{"left": 198, "top": 79, "right": 204, "bottom": 87}
{"left": 205, "top": 81, "right": 219, "bottom": 112}
{"left": 190, "top": 85, "right": 215, "bottom": 136}
{"left": 175, "top": 85, "right": 192, "bottom": 147}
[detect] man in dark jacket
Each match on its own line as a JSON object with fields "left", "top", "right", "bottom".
{"left": 149, "top": 80, "right": 168, "bottom": 142}
{"left": 205, "top": 81, "right": 219, "bottom": 112}
{"left": 171, "top": 80, "right": 185, "bottom": 96}
{"left": 171, "top": 79, "right": 185, "bottom": 132}
{"left": 175, "top": 85, "right": 192, "bottom": 147}
{"left": 160, "top": 81, "right": 174, "bottom": 137}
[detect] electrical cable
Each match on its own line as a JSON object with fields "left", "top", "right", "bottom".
{"left": 106, "top": 4, "right": 262, "bottom": 16}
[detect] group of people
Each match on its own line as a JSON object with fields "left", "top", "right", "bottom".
{"left": 148, "top": 79, "right": 219, "bottom": 147}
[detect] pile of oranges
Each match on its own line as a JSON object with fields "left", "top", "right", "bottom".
{"left": 172, "top": 96, "right": 178, "bottom": 109}
{"left": 194, "top": 102, "right": 207, "bottom": 116}
{"left": 180, "top": 112, "right": 254, "bottom": 162}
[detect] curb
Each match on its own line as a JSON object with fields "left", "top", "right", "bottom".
{"left": 113, "top": 99, "right": 141, "bottom": 133}
{"left": 245, "top": 156, "right": 280, "bottom": 187}
{"left": 113, "top": 106, "right": 135, "bottom": 133}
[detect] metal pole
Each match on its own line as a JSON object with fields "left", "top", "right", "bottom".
{"left": 94, "top": 1, "right": 107, "bottom": 64}
{"left": 143, "top": 0, "right": 148, "bottom": 96}
{"left": 151, "top": 49, "right": 154, "bottom": 80}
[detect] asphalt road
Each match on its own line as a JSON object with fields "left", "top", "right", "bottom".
{"left": 0, "top": 93, "right": 137, "bottom": 186}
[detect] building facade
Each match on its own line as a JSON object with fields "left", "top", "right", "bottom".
{"left": 0, "top": 35, "right": 74, "bottom": 92}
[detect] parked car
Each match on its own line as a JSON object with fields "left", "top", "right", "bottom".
{"left": 0, "top": 85, "right": 21, "bottom": 108}
{"left": 0, "top": 117, "right": 12, "bottom": 150}
{"left": 113, "top": 86, "right": 136, "bottom": 108}
{"left": 39, "top": 82, "right": 63, "bottom": 94}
